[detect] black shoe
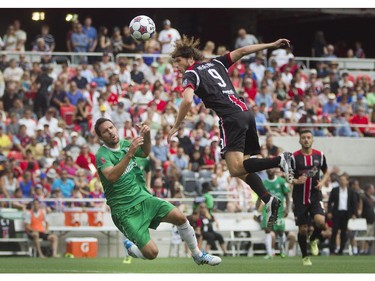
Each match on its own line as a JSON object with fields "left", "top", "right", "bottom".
{"left": 265, "top": 196, "right": 281, "bottom": 231}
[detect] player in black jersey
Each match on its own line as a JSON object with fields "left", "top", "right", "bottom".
{"left": 291, "top": 129, "right": 330, "bottom": 265}
{"left": 167, "top": 35, "right": 294, "bottom": 231}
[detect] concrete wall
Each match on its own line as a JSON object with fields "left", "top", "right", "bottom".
{"left": 48, "top": 212, "right": 172, "bottom": 258}
{"left": 260, "top": 136, "right": 375, "bottom": 177}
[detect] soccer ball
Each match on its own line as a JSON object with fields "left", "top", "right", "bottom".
{"left": 129, "top": 15, "right": 156, "bottom": 41}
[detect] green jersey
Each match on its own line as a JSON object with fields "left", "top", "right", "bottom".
{"left": 261, "top": 176, "right": 290, "bottom": 231}
{"left": 263, "top": 176, "right": 290, "bottom": 214}
{"left": 95, "top": 139, "right": 152, "bottom": 214}
{"left": 135, "top": 156, "right": 151, "bottom": 174}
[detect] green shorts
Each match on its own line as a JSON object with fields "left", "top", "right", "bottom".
{"left": 111, "top": 197, "right": 175, "bottom": 249}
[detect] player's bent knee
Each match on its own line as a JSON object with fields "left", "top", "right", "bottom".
{"left": 143, "top": 248, "right": 159, "bottom": 260}
{"left": 227, "top": 167, "right": 244, "bottom": 178}
{"left": 176, "top": 214, "right": 187, "bottom": 225}
{"left": 170, "top": 208, "right": 187, "bottom": 225}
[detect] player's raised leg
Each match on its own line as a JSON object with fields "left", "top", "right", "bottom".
{"left": 225, "top": 151, "right": 281, "bottom": 228}
{"left": 162, "top": 207, "right": 222, "bottom": 266}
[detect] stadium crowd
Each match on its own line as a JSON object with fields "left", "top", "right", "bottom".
{"left": 0, "top": 17, "right": 375, "bottom": 211}
{"left": 0, "top": 18, "right": 374, "bottom": 257}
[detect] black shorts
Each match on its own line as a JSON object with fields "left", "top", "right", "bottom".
{"left": 218, "top": 110, "right": 260, "bottom": 157}
{"left": 292, "top": 200, "right": 325, "bottom": 226}
{"left": 27, "top": 232, "right": 50, "bottom": 240}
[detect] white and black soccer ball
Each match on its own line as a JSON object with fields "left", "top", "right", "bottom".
{"left": 129, "top": 15, "right": 156, "bottom": 41}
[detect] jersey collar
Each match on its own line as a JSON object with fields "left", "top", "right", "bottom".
{"left": 187, "top": 61, "right": 200, "bottom": 71}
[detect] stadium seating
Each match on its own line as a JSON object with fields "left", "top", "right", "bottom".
{"left": 0, "top": 209, "right": 33, "bottom": 256}
{"left": 348, "top": 218, "right": 375, "bottom": 243}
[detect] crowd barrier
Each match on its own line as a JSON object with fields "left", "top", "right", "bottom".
{"left": 3, "top": 50, "right": 375, "bottom": 73}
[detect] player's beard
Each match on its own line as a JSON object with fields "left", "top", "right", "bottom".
{"left": 106, "top": 134, "right": 119, "bottom": 147}
{"left": 302, "top": 142, "right": 312, "bottom": 150}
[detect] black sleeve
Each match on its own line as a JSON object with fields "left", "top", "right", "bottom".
{"left": 182, "top": 71, "right": 198, "bottom": 91}
{"left": 321, "top": 154, "right": 328, "bottom": 174}
{"left": 327, "top": 188, "right": 335, "bottom": 213}
{"left": 214, "top": 53, "right": 234, "bottom": 70}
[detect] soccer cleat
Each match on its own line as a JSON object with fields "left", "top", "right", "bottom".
{"left": 280, "top": 252, "right": 286, "bottom": 258}
{"left": 124, "top": 239, "right": 138, "bottom": 258}
{"left": 122, "top": 256, "right": 133, "bottom": 264}
{"left": 263, "top": 254, "right": 273, "bottom": 260}
{"left": 193, "top": 250, "right": 222, "bottom": 266}
{"left": 279, "top": 152, "right": 294, "bottom": 183}
{"left": 265, "top": 196, "right": 281, "bottom": 231}
{"left": 302, "top": 257, "right": 312, "bottom": 266}
{"left": 310, "top": 239, "right": 319, "bottom": 256}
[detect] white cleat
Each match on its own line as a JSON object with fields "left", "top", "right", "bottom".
{"left": 193, "top": 251, "right": 222, "bottom": 266}
{"left": 279, "top": 152, "right": 294, "bottom": 183}
{"left": 124, "top": 239, "right": 138, "bottom": 258}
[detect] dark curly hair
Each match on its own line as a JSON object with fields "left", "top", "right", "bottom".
{"left": 170, "top": 35, "right": 205, "bottom": 61}
{"left": 94, "top": 117, "right": 114, "bottom": 137}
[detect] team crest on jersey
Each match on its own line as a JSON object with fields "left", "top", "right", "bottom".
{"left": 182, "top": 79, "right": 188, "bottom": 87}
{"left": 100, "top": 157, "right": 106, "bottom": 164}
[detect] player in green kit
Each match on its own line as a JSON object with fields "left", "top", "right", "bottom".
{"left": 94, "top": 117, "right": 221, "bottom": 266}
{"left": 258, "top": 168, "right": 290, "bottom": 259}
{"left": 122, "top": 156, "right": 151, "bottom": 264}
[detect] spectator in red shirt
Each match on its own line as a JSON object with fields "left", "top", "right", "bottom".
{"left": 280, "top": 57, "right": 299, "bottom": 76}
{"left": 243, "top": 77, "right": 257, "bottom": 103}
{"left": 228, "top": 58, "right": 246, "bottom": 78}
{"left": 201, "top": 145, "right": 215, "bottom": 171}
{"left": 75, "top": 144, "right": 96, "bottom": 173}
{"left": 103, "top": 82, "right": 119, "bottom": 107}
{"left": 350, "top": 106, "right": 371, "bottom": 137}
{"left": 287, "top": 79, "right": 304, "bottom": 103}
{"left": 172, "top": 73, "right": 184, "bottom": 94}
{"left": 16, "top": 124, "right": 31, "bottom": 149}
{"left": 148, "top": 87, "right": 167, "bottom": 113}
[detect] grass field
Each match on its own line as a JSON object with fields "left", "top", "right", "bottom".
{"left": 0, "top": 256, "right": 374, "bottom": 274}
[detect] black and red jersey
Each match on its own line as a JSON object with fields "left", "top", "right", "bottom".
{"left": 292, "top": 149, "right": 328, "bottom": 205}
{"left": 182, "top": 53, "right": 248, "bottom": 117}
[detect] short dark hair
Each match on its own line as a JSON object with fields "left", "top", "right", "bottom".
{"left": 299, "top": 129, "right": 313, "bottom": 136}
{"left": 94, "top": 118, "right": 114, "bottom": 137}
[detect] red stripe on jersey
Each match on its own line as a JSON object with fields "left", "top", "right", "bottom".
{"left": 228, "top": 95, "right": 248, "bottom": 111}
{"left": 304, "top": 155, "right": 312, "bottom": 205}
{"left": 227, "top": 52, "right": 234, "bottom": 65}
{"left": 187, "top": 62, "right": 199, "bottom": 71}
{"left": 183, "top": 83, "right": 195, "bottom": 91}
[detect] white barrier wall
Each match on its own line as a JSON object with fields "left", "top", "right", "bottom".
{"left": 261, "top": 136, "right": 375, "bottom": 176}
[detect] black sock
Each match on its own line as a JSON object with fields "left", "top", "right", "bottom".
{"left": 245, "top": 173, "right": 271, "bottom": 203}
{"left": 310, "top": 226, "right": 323, "bottom": 242}
{"left": 243, "top": 157, "right": 280, "bottom": 173}
{"left": 298, "top": 233, "right": 308, "bottom": 258}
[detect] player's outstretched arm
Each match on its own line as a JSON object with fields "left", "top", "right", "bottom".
{"left": 137, "top": 122, "right": 151, "bottom": 157}
{"left": 230, "top": 38, "right": 290, "bottom": 63}
{"left": 168, "top": 87, "right": 194, "bottom": 143}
